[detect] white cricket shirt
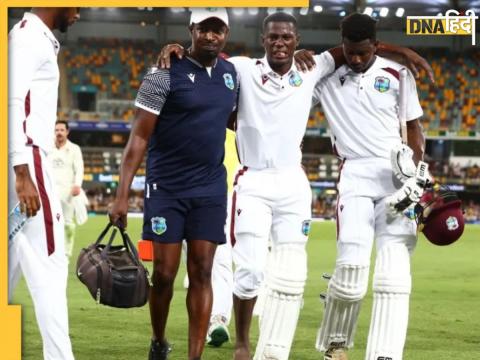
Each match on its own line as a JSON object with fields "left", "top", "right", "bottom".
{"left": 48, "top": 140, "right": 84, "bottom": 199}
{"left": 313, "top": 56, "right": 423, "bottom": 160}
{"left": 9, "top": 12, "right": 61, "bottom": 166}
{"left": 230, "top": 52, "right": 335, "bottom": 169}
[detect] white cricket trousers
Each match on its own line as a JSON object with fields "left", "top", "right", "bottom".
{"left": 8, "top": 146, "right": 74, "bottom": 360}
{"left": 211, "top": 195, "right": 234, "bottom": 324}
{"left": 231, "top": 166, "right": 312, "bottom": 299}
{"left": 336, "top": 157, "right": 417, "bottom": 266}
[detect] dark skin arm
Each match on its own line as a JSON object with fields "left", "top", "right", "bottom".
{"left": 109, "top": 108, "right": 158, "bottom": 228}
{"left": 407, "top": 119, "right": 425, "bottom": 165}
{"left": 158, "top": 43, "right": 185, "bottom": 69}
{"left": 295, "top": 42, "right": 434, "bottom": 83}
{"left": 376, "top": 42, "right": 434, "bottom": 83}
{"left": 14, "top": 164, "right": 41, "bottom": 217}
{"left": 227, "top": 110, "right": 237, "bottom": 131}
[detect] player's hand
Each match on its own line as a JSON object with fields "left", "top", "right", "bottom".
{"left": 400, "top": 47, "right": 434, "bottom": 84}
{"left": 71, "top": 185, "right": 81, "bottom": 196}
{"left": 386, "top": 177, "right": 424, "bottom": 214}
{"left": 157, "top": 43, "right": 185, "bottom": 69}
{"left": 294, "top": 49, "right": 316, "bottom": 72}
{"left": 391, "top": 143, "right": 416, "bottom": 182}
{"left": 14, "top": 164, "right": 41, "bottom": 218}
{"left": 108, "top": 198, "right": 128, "bottom": 230}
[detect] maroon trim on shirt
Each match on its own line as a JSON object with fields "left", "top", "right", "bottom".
{"left": 230, "top": 166, "right": 248, "bottom": 246}
{"left": 32, "top": 146, "right": 55, "bottom": 255}
{"left": 233, "top": 166, "right": 248, "bottom": 186}
{"left": 381, "top": 67, "right": 400, "bottom": 81}
{"left": 23, "top": 90, "right": 33, "bottom": 145}
{"left": 335, "top": 159, "right": 346, "bottom": 241}
{"left": 20, "top": 20, "right": 27, "bottom": 28}
{"left": 230, "top": 190, "right": 238, "bottom": 247}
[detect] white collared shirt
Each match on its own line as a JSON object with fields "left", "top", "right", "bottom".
{"left": 9, "top": 12, "right": 61, "bottom": 166}
{"left": 229, "top": 51, "right": 334, "bottom": 169}
{"left": 48, "top": 140, "right": 84, "bottom": 199}
{"left": 313, "top": 56, "right": 423, "bottom": 160}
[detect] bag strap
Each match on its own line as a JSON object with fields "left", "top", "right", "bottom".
{"left": 95, "top": 222, "right": 113, "bottom": 246}
{"left": 100, "top": 228, "right": 118, "bottom": 260}
{"left": 98, "top": 222, "right": 142, "bottom": 266}
{"left": 119, "top": 228, "right": 142, "bottom": 264}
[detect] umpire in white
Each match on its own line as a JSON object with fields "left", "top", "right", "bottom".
{"left": 49, "top": 120, "right": 85, "bottom": 258}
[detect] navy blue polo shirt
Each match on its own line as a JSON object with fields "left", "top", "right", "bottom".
{"left": 134, "top": 56, "right": 237, "bottom": 199}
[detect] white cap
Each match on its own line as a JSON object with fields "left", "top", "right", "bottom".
{"left": 190, "top": 8, "right": 229, "bottom": 26}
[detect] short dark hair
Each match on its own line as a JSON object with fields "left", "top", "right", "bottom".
{"left": 341, "top": 13, "right": 377, "bottom": 42}
{"left": 262, "top": 12, "right": 297, "bottom": 33}
{"left": 56, "top": 120, "right": 69, "bottom": 130}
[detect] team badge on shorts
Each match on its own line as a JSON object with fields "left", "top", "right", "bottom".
{"left": 446, "top": 216, "right": 459, "bottom": 231}
{"left": 151, "top": 217, "right": 167, "bottom": 235}
{"left": 301, "top": 220, "right": 312, "bottom": 236}
{"left": 374, "top": 76, "right": 390, "bottom": 92}
{"left": 289, "top": 72, "right": 303, "bottom": 87}
{"left": 223, "top": 73, "right": 235, "bottom": 90}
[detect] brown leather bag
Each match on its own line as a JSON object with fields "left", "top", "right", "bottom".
{"left": 76, "top": 223, "right": 150, "bottom": 308}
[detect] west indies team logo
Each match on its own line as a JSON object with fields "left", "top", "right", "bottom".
{"left": 446, "top": 216, "right": 459, "bottom": 231}
{"left": 151, "top": 217, "right": 167, "bottom": 235}
{"left": 289, "top": 72, "right": 303, "bottom": 87}
{"left": 374, "top": 76, "right": 390, "bottom": 92}
{"left": 223, "top": 73, "right": 235, "bottom": 90}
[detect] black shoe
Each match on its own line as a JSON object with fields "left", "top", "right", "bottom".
{"left": 148, "top": 339, "right": 171, "bottom": 360}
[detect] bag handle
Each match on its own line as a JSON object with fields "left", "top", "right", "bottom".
{"left": 119, "top": 228, "right": 141, "bottom": 263}
{"left": 94, "top": 222, "right": 113, "bottom": 246}
{"left": 100, "top": 228, "right": 118, "bottom": 260}
{"left": 98, "top": 222, "right": 142, "bottom": 265}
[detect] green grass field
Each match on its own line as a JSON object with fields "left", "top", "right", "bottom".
{"left": 13, "top": 216, "right": 480, "bottom": 359}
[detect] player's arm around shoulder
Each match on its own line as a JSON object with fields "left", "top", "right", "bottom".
{"left": 294, "top": 49, "right": 337, "bottom": 80}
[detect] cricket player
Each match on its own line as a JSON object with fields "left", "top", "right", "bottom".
{"left": 159, "top": 11, "right": 433, "bottom": 360}
{"left": 309, "top": 13, "right": 425, "bottom": 360}
{"left": 8, "top": 7, "right": 80, "bottom": 360}
{"left": 49, "top": 120, "right": 85, "bottom": 258}
{"left": 109, "top": 8, "right": 237, "bottom": 360}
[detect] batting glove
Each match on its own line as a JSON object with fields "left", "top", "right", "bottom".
{"left": 387, "top": 161, "right": 431, "bottom": 214}
{"left": 391, "top": 143, "right": 417, "bottom": 182}
{"left": 387, "top": 177, "right": 425, "bottom": 213}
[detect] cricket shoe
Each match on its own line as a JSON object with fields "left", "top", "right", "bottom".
{"left": 148, "top": 339, "right": 172, "bottom": 360}
{"left": 324, "top": 346, "right": 348, "bottom": 360}
{"left": 206, "top": 315, "right": 230, "bottom": 347}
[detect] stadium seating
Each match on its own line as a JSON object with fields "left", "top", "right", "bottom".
{"left": 63, "top": 39, "right": 478, "bottom": 130}
{"left": 308, "top": 49, "right": 480, "bottom": 132}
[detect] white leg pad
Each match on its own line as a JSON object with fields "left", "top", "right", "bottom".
{"left": 253, "top": 244, "right": 307, "bottom": 360}
{"left": 366, "top": 243, "right": 412, "bottom": 360}
{"left": 316, "top": 265, "right": 369, "bottom": 351}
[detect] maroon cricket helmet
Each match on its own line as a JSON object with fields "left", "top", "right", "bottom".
{"left": 414, "top": 186, "right": 465, "bottom": 246}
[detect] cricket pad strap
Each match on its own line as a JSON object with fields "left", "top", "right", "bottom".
{"left": 254, "top": 244, "right": 307, "bottom": 360}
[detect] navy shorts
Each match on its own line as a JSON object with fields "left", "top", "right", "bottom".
{"left": 142, "top": 195, "right": 227, "bottom": 244}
